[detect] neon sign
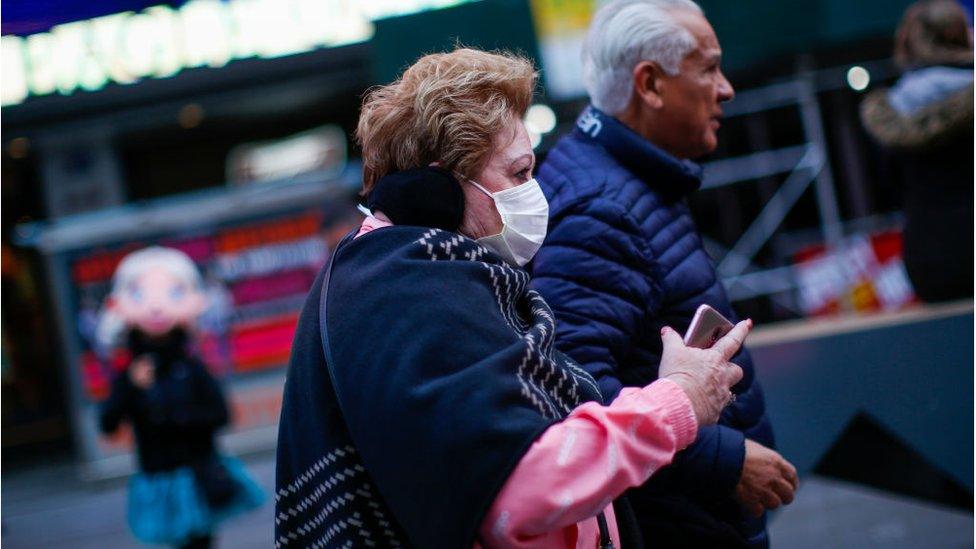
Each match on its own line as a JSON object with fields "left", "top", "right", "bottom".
{"left": 1, "top": 0, "right": 471, "bottom": 107}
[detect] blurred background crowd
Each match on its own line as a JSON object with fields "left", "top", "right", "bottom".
{"left": 1, "top": 0, "right": 973, "bottom": 547}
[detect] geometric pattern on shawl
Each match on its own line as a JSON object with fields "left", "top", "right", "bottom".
{"left": 275, "top": 228, "right": 602, "bottom": 548}
{"left": 275, "top": 445, "right": 405, "bottom": 548}
{"left": 416, "top": 228, "right": 601, "bottom": 419}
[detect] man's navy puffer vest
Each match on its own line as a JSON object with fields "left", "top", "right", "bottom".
{"left": 530, "top": 106, "right": 775, "bottom": 548}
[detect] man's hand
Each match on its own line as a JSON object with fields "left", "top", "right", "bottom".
{"left": 129, "top": 355, "right": 156, "bottom": 390}
{"left": 735, "top": 439, "right": 799, "bottom": 517}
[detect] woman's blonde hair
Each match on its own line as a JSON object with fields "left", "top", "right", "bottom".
{"left": 356, "top": 47, "right": 537, "bottom": 196}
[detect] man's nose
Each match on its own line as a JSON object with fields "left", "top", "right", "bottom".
{"left": 717, "top": 73, "right": 735, "bottom": 102}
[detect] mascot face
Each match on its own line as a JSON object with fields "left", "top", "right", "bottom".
{"left": 113, "top": 267, "right": 206, "bottom": 337}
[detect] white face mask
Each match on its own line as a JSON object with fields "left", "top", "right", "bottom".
{"left": 468, "top": 178, "right": 549, "bottom": 267}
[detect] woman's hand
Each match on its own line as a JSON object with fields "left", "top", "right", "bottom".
{"left": 657, "top": 319, "right": 751, "bottom": 426}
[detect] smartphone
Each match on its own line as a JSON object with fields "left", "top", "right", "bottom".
{"left": 683, "top": 304, "right": 734, "bottom": 349}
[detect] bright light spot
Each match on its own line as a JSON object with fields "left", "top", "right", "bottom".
{"left": 0, "top": 0, "right": 479, "bottom": 106}
{"left": 846, "top": 66, "right": 870, "bottom": 92}
{"left": 1, "top": 36, "right": 28, "bottom": 105}
{"left": 528, "top": 129, "right": 542, "bottom": 149}
{"left": 525, "top": 104, "right": 557, "bottom": 135}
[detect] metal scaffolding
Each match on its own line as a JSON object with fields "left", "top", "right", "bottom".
{"left": 699, "top": 58, "right": 899, "bottom": 312}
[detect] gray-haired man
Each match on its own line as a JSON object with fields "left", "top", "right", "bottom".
{"left": 530, "top": 1, "right": 797, "bottom": 546}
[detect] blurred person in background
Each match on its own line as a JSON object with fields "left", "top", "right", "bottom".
{"left": 275, "top": 47, "right": 753, "bottom": 548}
{"left": 98, "top": 247, "right": 264, "bottom": 549}
{"left": 860, "top": 0, "right": 974, "bottom": 303}
{"left": 529, "top": 1, "right": 797, "bottom": 547}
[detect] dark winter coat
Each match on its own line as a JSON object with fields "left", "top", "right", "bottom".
{"left": 274, "top": 227, "right": 606, "bottom": 548}
{"left": 861, "top": 66, "right": 974, "bottom": 302}
{"left": 99, "top": 329, "right": 229, "bottom": 473}
{"left": 530, "top": 106, "right": 775, "bottom": 548}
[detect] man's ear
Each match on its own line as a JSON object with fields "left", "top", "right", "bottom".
{"left": 632, "top": 61, "right": 665, "bottom": 110}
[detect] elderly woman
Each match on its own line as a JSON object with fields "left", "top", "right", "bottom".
{"left": 275, "top": 48, "right": 750, "bottom": 548}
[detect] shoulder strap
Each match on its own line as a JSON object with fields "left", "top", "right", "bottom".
{"left": 317, "top": 234, "right": 353, "bottom": 402}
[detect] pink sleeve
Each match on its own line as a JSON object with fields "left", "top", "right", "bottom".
{"left": 478, "top": 378, "right": 698, "bottom": 547}
{"left": 354, "top": 215, "right": 393, "bottom": 238}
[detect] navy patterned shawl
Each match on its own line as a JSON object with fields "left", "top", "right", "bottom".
{"left": 274, "top": 226, "right": 603, "bottom": 548}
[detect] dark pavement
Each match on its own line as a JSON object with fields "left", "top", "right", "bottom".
{"left": 2, "top": 451, "right": 971, "bottom": 548}
{"left": 2, "top": 452, "right": 275, "bottom": 549}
